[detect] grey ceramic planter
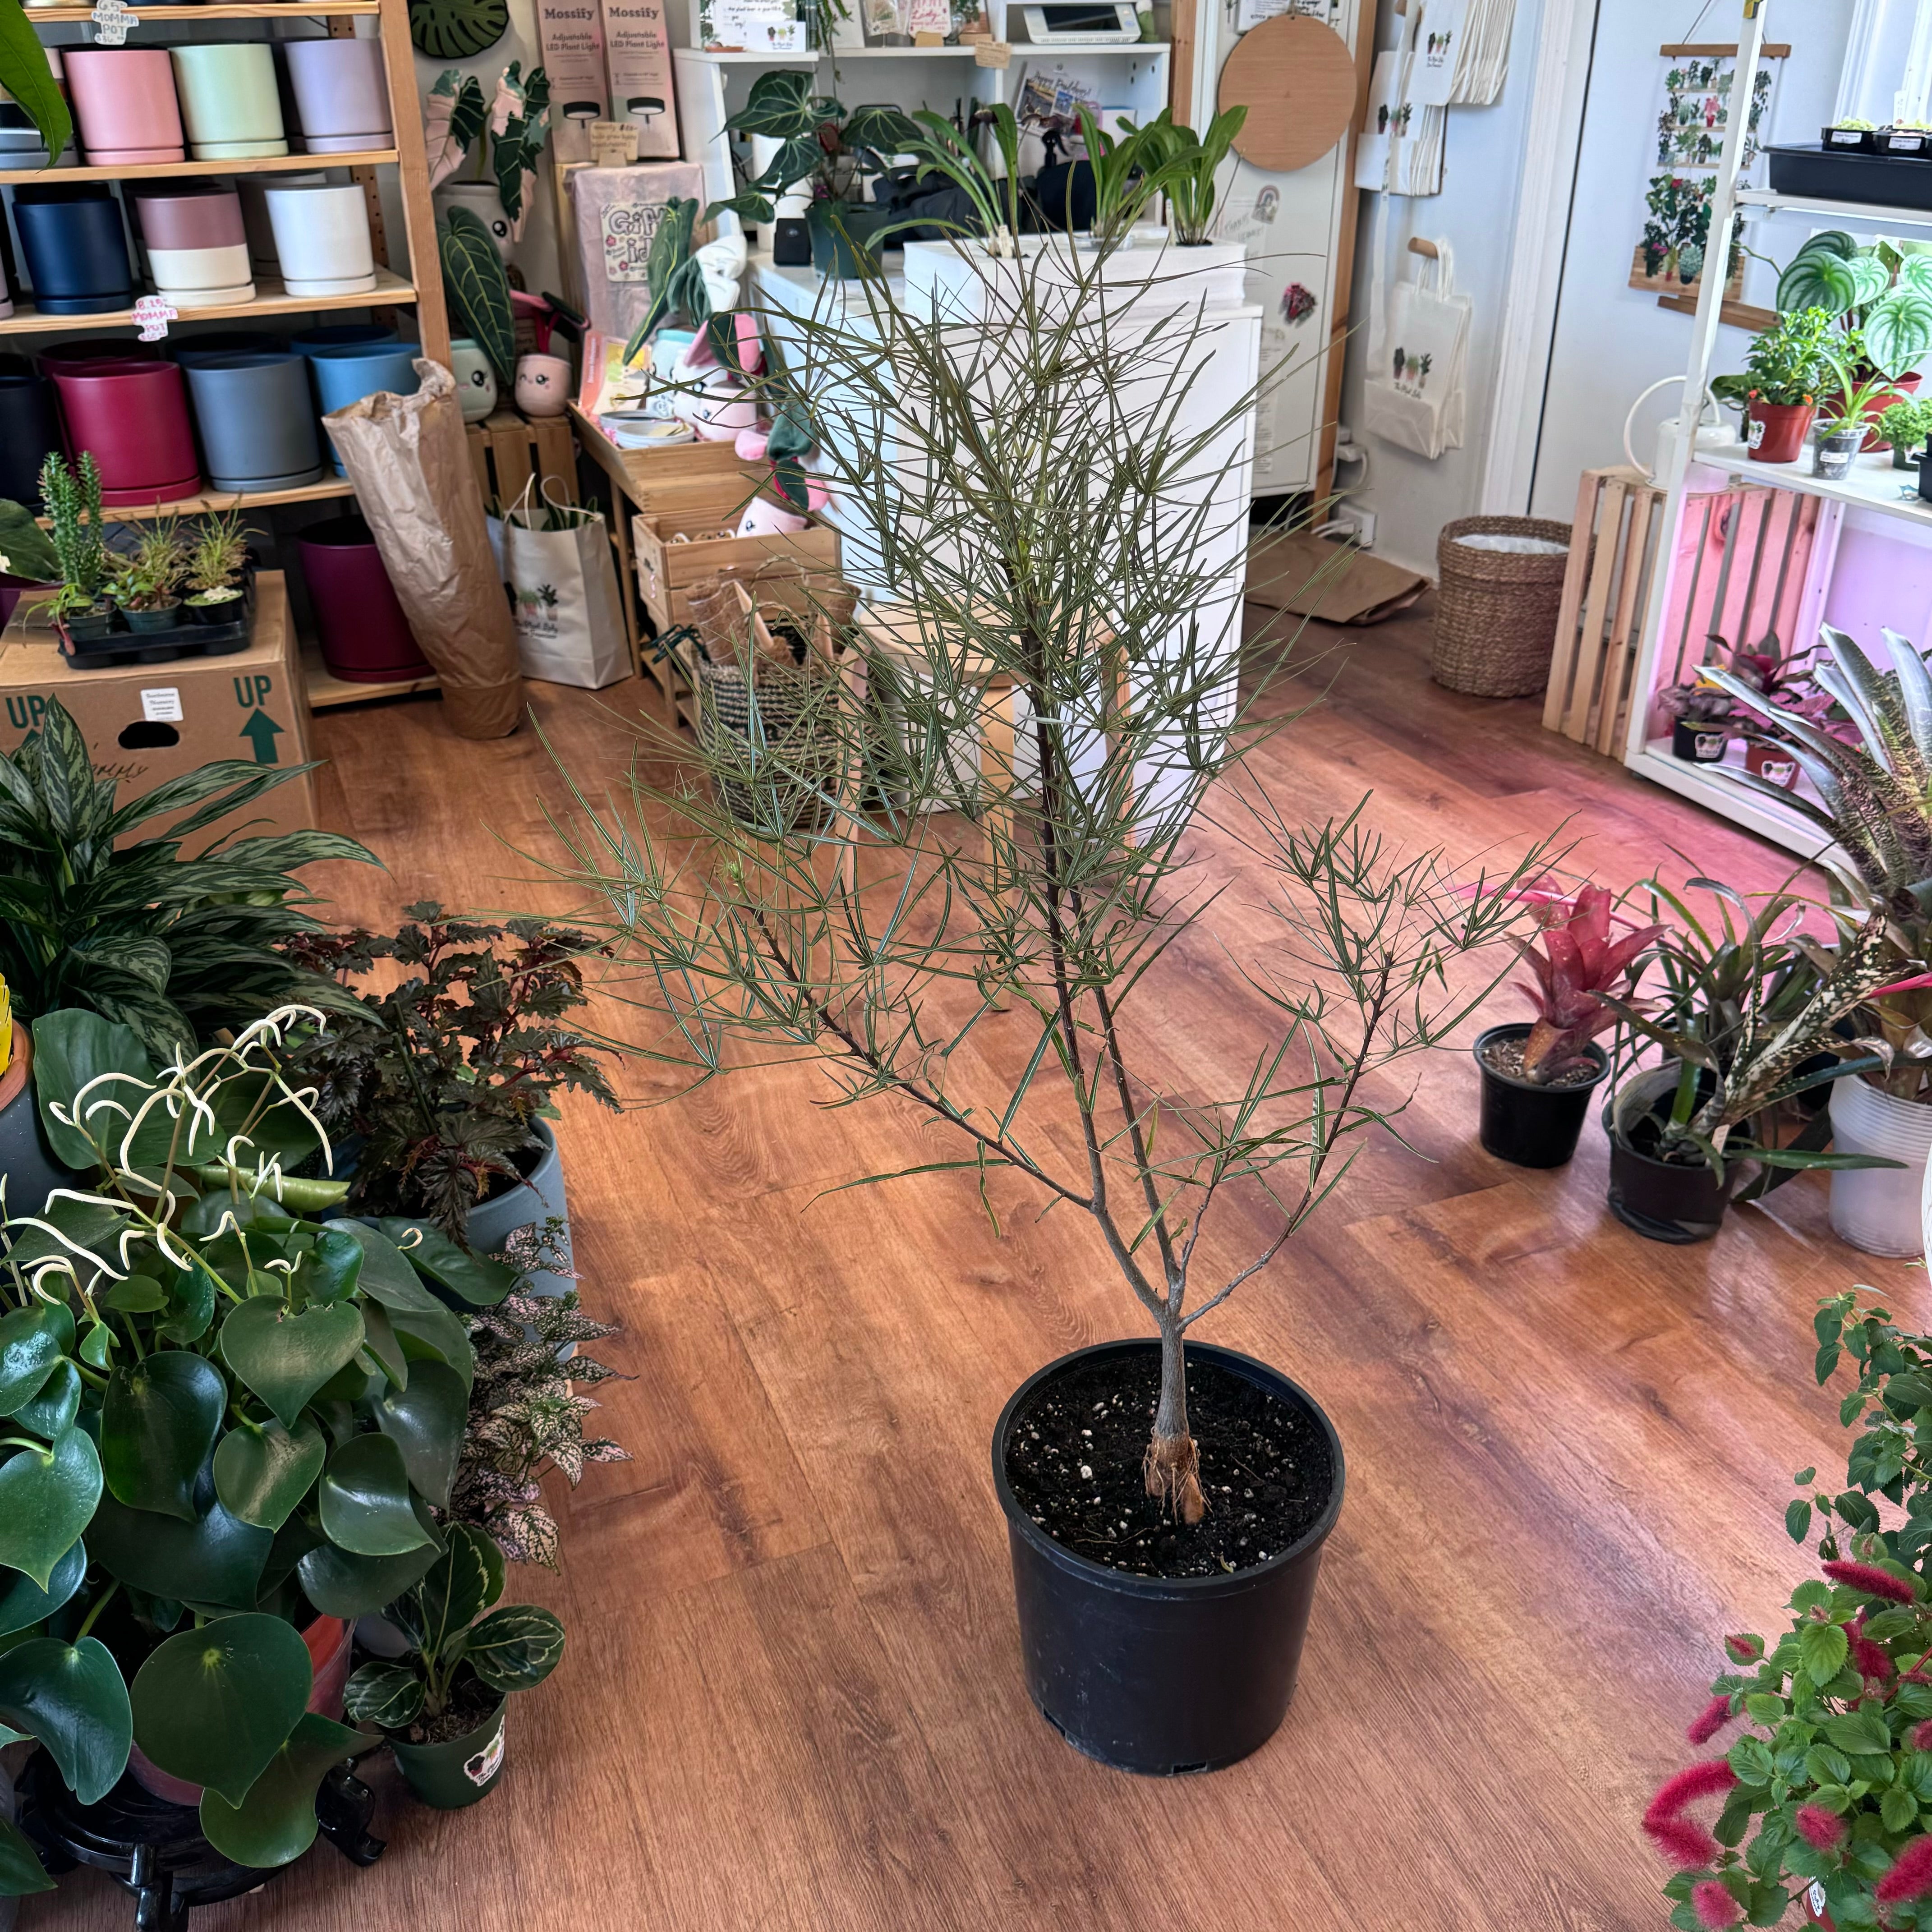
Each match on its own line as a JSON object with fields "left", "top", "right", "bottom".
{"left": 183, "top": 350, "right": 324, "bottom": 491}
{"left": 466, "top": 1115, "right": 571, "bottom": 1295}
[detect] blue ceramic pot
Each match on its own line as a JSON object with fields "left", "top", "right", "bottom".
{"left": 13, "top": 185, "right": 133, "bottom": 315}
{"left": 184, "top": 350, "right": 324, "bottom": 492}
{"left": 307, "top": 343, "right": 420, "bottom": 474}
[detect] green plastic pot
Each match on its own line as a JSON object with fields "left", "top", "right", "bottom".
{"left": 809, "top": 202, "right": 892, "bottom": 280}
{"left": 388, "top": 1698, "right": 507, "bottom": 1808}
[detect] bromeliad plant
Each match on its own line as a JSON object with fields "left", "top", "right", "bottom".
{"left": 0, "top": 1006, "right": 519, "bottom": 1898}
{"left": 1498, "top": 881, "right": 1664, "bottom": 1085}
{"left": 279, "top": 904, "right": 619, "bottom": 1241}
{"left": 1644, "top": 1294, "right": 1932, "bottom": 1930}
{"left": 0, "top": 698, "right": 375, "bottom": 1058}
{"left": 341, "top": 1524, "right": 563, "bottom": 1747}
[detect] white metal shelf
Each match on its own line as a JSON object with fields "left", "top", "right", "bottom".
{"left": 1736, "top": 186, "right": 1932, "bottom": 229}
{"left": 1634, "top": 741, "right": 1835, "bottom": 863}
{"left": 1691, "top": 440, "right": 1932, "bottom": 531}
{"left": 674, "top": 39, "right": 1165, "bottom": 58}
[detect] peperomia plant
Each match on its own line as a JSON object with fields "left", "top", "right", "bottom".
{"left": 0, "top": 1005, "right": 515, "bottom": 1897}
{"left": 1643, "top": 1293, "right": 1932, "bottom": 1930}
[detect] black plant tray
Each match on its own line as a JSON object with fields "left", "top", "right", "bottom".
{"left": 1767, "top": 142, "right": 1932, "bottom": 210}
{"left": 57, "top": 575, "right": 255, "bottom": 669}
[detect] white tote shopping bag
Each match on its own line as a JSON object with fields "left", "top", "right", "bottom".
{"left": 502, "top": 480, "right": 630, "bottom": 690}
{"left": 1362, "top": 236, "right": 1471, "bottom": 461}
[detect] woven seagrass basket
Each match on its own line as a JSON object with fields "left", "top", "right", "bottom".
{"left": 1431, "top": 515, "right": 1574, "bottom": 699}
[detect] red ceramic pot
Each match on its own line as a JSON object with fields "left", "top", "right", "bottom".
{"left": 51, "top": 358, "right": 201, "bottom": 507}
{"left": 1748, "top": 400, "right": 1817, "bottom": 464}
{"left": 296, "top": 514, "right": 432, "bottom": 681}
{"left": 127, "top": 1615, "right": 352, "bottom": 1806}
{"left": 1745, "top": 738, "right": 1800, "bottom": 788}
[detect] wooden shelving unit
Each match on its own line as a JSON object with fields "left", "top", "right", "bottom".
{"left": 0, "top": 146, "right": 398, "bottom": 186}
{"left": 23, "top": 0, "right": 381, "bottom": 15}
{"left": 0, "top": 267, "right": 417, "bottom": 335}
{"left": 83, "top": 478, "right": 358, "bottom": 520}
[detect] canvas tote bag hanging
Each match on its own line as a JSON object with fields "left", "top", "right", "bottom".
{"left": 1362, "top": 234, "right": 1472, "bottom": 461}
{"left": 502, "top": 477, "right": 631, "bottom": 690}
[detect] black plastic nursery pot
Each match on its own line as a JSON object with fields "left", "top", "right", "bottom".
{"left": 1671, "top": 717, "right": 1729, "bottom": 762}
{"left": 1605, "top": 1072, "right": 1731, "bottom": 1244}
{"left": 387, "top": 1698, "right": 508, "bottom": 1809}
{"left": 992, "top": 1339, "right": 1344, "bottom": 1776}
{"left": 1473, "top": 1023, "right": 1607, "bottom": 1168}
{"left": 810, "top": 203, "right": 892, "bottom": 279}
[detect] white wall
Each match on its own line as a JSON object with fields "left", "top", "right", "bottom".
{"left": 1528, "top": 0, "right": 1851, "bottom": 520}
{"left": 1336, "top": 0, "right": 1853, "bottom": 577}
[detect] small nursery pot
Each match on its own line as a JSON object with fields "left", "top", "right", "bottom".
{"left": 0, "top": 358, "right": 61, "bottom": 506}
{"left": 1827, "top": 1075, "right": 1931, "bottom": 1258}
{"left": 263, "top": 182, "right": 376, "bottom": 297}
{"left": 120, "top": 602, "right": 181, "bottom": 633}
{"left": 433, "top": 181, "right": 513, "bottom": 259}
{"left": 1744, "top": 738, "right": 1799, "bottom": 787}
{"left": 993, "top": 1339, "right": 1344, "bottom": 1776}
{"left": 12, "top": 184, "right": 134, "bottom": 315}
{"left": 513, "top": 353, "right": 571, "bottom": 417}
{"left": 284, "top": 37, "right": 391, "bottom": 147}
{"left": 295, "top": 513, "right": 431, "bottom": 682}
{"left": 308, "top": 343, "right": 421, "bottom": 473}
{"left": 1472, "top": 1023, "right": 1607, "bottom": 1170}
{"left": 184, "top": 351, "right": 325, "bottom": 492}
{"left": 63, "top": 47, "right": 184, "bottom": 166}
{"left": 1670, "top": 718, "right": 1728, "bottom": 762}
{"left": 1813, "top": 426, "right": 1863, "bottom": 480}
{"left": 170, "top": 43, "right": 288, "bottom": 159}
{"left": 450, "top": 337, "right": 498, "bottom": 423}
{"left": 1746, "top": 399, "right": 1815, "bottom": 465}
{"left": 1604, "top": 1070, "right": 1731, "bottom": 1245}
{"left": 809, "top": 202, "right": 891, "bottom": 280}
{"left": 465, "top": 1116, "right": 573, "bottom": 1296}
{"left": 186, "top": 587, "right": 245, "bottom": 624}
{"left": 130, "top": 185, "right": 252, "bottom": 305}
{"left": 51, "top": 358, "right": 201, "bottom": 506}
{"left": 60, "top": 604, "right": 115, "bottom": 643}
{"left": 388, "top": 1698, "right": 508, "bottom": 1809}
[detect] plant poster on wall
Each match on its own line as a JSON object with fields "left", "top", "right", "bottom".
{"left": 1628, "top": 46, "right": 1780, "bottom": 301}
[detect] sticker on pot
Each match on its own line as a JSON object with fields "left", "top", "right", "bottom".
{"left": 91, "top": 0, "right": 137, "bottom": 43}
{"left": 465, "top": 1722, "right": 506, "bottom": 1786}
{"left": 140, "top": 688, "right": 182, "bottom": 723}
{"left": 133, "top": 296, "right": 176, "bottom": 342}
{"left": 1808, "top": 1880, "right": 1827, "bottom": 1917}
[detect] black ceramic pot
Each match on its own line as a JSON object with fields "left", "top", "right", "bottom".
{"left": 13, "top": 184, "right": 134, "bottom": 315}
{"left": 1473, "top": 1023, "right": 1607, "bottom": 1168}
{"left": 992, "top": 1339, "right": 1344, "bottom": 1776}
{"left": 0, "top": 355, "right": 61, "bottom": 506}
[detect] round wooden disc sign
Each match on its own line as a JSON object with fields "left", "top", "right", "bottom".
{"left": 1217, "top": 14, "right": 1359, "bottom": 175}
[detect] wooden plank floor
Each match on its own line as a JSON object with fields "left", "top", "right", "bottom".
{"left": 36, "top": 601, "right": 1922, "bottom": 1932}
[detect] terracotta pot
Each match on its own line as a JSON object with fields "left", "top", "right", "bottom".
{"left": 63, "top": 47, "right": 183, "bottom": 166}
{"left": 170, "top": 43, "right": 287, "bottom": 160}
{"left": 1747, "top": 399, "right": 1816, "bottom": 464}
{"left": 129, "top": 1616, "right": 351, "bottom": 1806}
{"left": 1744, "top": 737, "right": 1799, "bottom": 788}
{"left": 284, "top": 37, "right": 391, "bottom": 148}
{"left": 296, "top": 513, "right": 431, "bottom": 681}
{"left": 129, "top": 185, "right": 252, "bottom": 306}
{"left": 51, "top": 358, "right": 201, "bottom": 507}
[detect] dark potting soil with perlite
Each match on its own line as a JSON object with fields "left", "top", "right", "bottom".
{"left": 1479, "top": 1035, "right": 1598, "bottom": 1087}
{"left": 1005, "top": 1354, "right": 1333, "bottom": 1581}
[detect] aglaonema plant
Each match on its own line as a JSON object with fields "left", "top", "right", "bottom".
{"left": 1643, "top": 1293, "right": 1932, "bottom": 1930}
{"left": 521, "top": 215, "right": 1559, "bottom": 1526}
{"left": 0, "top": 1004, "right": 517, "bottom": 1897}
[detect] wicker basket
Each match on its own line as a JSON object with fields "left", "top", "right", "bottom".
{"left": 1431, "top": 515, "right": 1574, "bottom": 698}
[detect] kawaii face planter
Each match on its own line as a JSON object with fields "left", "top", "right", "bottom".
{"left": 514, "top": 352, "right": 570, "bottom": 417}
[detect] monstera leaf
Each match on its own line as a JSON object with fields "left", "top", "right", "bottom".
{"left": 409, "top": 0, "right": 508, "bottom": 59}
{"left": 440, "top": 208, "right": 517, "bottom": 389}
{"left": 1866, "top": 288, "right": 1932, "bottom": 378}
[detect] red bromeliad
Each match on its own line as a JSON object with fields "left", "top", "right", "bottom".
{"left": 1505, "top": 883, "right": 1665, "bottom": 1084}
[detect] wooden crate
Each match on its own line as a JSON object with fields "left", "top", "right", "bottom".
{"left": 1542, "top": 466, "right": 1667, "bottom": 755}
{"left": 467, "top": 409, "right": 577, "bottom": 513}
{"left": 634, "top": 490, "right": 842, "bottom": 631}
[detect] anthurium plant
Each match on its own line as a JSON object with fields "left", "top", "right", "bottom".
{"left": 0, "top": 1005, "right": 516, "bottom": 1896}
{"left": 1643, "top": 1293, "right": 1932, "bottom": 1930}
{"left": 341, "top": 1523, "right": 563, "bottom": 1743}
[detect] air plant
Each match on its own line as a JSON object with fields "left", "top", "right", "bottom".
{"left": 1503, "top": 883, "right": 1665, "bottom": 1084}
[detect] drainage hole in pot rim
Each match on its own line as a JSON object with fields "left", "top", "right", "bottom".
{"left": 1479, "top": 1033, "right": 1600, "bottom": 1087}
{"left": 1005, "top": 1353, "right": 1334, "bottom": 1581}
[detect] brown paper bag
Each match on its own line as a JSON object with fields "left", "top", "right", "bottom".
{"left": 324, "top": 361, "right": 524, "bottom": 738}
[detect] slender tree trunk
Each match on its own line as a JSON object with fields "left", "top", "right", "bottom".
{"left": 1145, "top": 1312, "right": 1206, "bottom": 1523}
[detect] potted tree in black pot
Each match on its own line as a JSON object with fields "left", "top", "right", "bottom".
{"left": 1472, "top": 881, "right": 1663, "bottom": 1168}
{"left": 517, "top": 221, "right": 1559, "bottom": 1772}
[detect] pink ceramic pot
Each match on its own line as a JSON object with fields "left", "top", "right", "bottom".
{"left": 51, "top": 358, "right": 201, "bottom": 507}
{"left": 513, "top": 352, "right": 571, "bottom": 417}
{"left": 284, "top": 37, "right": 391, "bottom": 148}
{"left": 129, "top": 184, "right": 253, "bottom": 304}
{"left": 64, "top": 48, "right": 184, "bottom": 166}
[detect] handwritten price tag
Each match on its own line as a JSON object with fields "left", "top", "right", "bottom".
{"left": 92, "top": 0, "right": 138, "bottom": 44}
{"left": 133, "top": 296, "right": 176, "bottom": 341}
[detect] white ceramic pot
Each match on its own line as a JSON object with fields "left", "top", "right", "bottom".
{"left": 514, "top": 352, "right": 570, "bottom": 417}
{"left": 737, "top": 495, "right": 810, "bottom": 538}
{"left": 900, "top": 235, "right": 1249, "bottom": 323}
{"left": 263, "top": 181, "right": 376, "bottom": 297}
{"left": 434, "top": 180, "right": 513, "bottom": 260}
{"left": 750, "top": 133, "right": 812, "bottom": 221}
{"left": 147, "top": 243, "right": 254, "bottom": 305}
{"left": 1830, "top": 1075, "right": 1932, "bottom": 1256}
{"left": 451, "top": 337, "right": 498, "bottom": 423}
